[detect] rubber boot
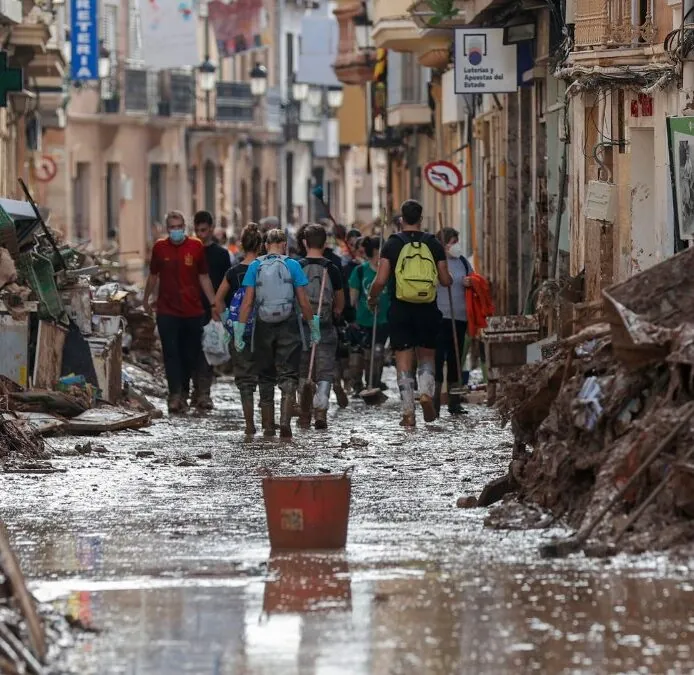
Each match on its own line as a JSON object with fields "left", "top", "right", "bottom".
{"left": 260, "top": 403, "right": 275, "bottom": 437}
{"left": 279, "top": 389, "right": 295, "bottom": 439}
{"left": 241, "top": 393, "right": 256, "bottom": 435}
{"left": 167, "top": 394, "right": 185, "bottom": 415}
{"left": 448, "top": 393, "right": 465, "bottom": 415}
{"left": 314, "top": 408, "right": 328, "bottom": 430}
{"left": 348, "top": 351, "right": 364, "bottom": 396}
{"left": 434, "top": 382, "right": 442, "bottom": 418}
{"left": 333, "top": 380, "right": 349, "bottom": 408}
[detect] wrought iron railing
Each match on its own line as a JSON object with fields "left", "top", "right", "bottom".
{"left": 574, "top": 0, "right": 655, "bottom": 49}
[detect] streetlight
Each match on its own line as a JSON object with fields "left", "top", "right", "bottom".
{"left": 198, "top": 57, "right": 217, "bottom": 93}
{"left": 326, "top": 86, "right": 344, "bottom": 110}
{"left": 249, "top": 62, "right": 268, "bottom": 97}
{"left": 292, "top": 80, "right": 309, "bottom": 102}
{"left": 307, "top": 87, "right": 322, "bottom": 108}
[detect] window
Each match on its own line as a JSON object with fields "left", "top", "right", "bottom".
{"left": 127, "top": 0, "right": 143, "bottom": 66}
{"left": 106, "top": 163, "right": 120, "bottom": 240}
{"left": 73, "top": 163, "right": 90, "bottom": 241}
{"left": 149, "top": 164, "right": 165, "bottom": 239}
{"left": 204, "top": 160, "right": 216, "bottom": 213}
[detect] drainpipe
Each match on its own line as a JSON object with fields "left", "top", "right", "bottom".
{"left": 276, "top": 0, "right": 285, "bottom": 226}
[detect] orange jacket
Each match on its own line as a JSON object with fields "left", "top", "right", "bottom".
{"left": 465, "top": 273, "right": 495, "bottom": 337}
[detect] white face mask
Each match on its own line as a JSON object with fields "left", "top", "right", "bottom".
{"left": 448, "top": 243, "right": 462, "bottom": 258}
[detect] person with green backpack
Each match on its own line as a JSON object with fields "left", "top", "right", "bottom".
{"left": 234, "top": 228, "right": 318, "bottom": 439}
{"left": 367, "top": 200, "right": 452, "bottom": 427}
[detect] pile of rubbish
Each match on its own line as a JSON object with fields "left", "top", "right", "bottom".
{"left": 0, "top": 521, "right": 76, "bottom": 673}
{"left": 486, "top": 246, "right": 694, "bottom": 555}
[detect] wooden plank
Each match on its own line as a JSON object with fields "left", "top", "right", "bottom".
{"left": 0, "top": 521, "right": 46, "bottom": 664}
{"left": 65, "top": 407, "right": 150, "bottom": 434}
{"left": 32, "top": 321, "right": 67, "bottom": 390}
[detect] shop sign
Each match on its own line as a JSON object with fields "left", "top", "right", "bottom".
{"left": 454, "top": 28, "right": 517, "bottom": 94}
{"left": 70, "top": 0, "right": 98, "bottom": 81}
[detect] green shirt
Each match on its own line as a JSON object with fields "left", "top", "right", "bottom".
{"left": 348, "top": 262, "right": 390, "bottom": 327}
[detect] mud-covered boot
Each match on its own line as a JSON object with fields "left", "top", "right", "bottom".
{"left": 260, "top": 403, "right": 275, "bottom": 437}
{"left": 448, "top": 393, "right": 465, "bottom": 415}
{"left": 167, "top": 394, "right": 186, "bottom": 415}
{"left": 434, "top": 382, "right": 442, "bottom": 418}
{"left": 241, "top": 394, "right": 256, "bottom": 435}
{"left": 333, "top": 380, "right": 349, "bottom": 408}
{"left": 314, "top": 409, "right": 328, "bottom": 429}
{"left": 279, "top": 390, "right": 295, "bottom": 439}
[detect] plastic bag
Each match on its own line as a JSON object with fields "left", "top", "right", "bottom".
{"left": 202, "top": 320, "right": 231, "bottom": 366}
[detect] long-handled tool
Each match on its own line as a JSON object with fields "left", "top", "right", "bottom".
{"left": 360, "top": 304, "right": 387, "bottom": 405}
{"left": 300, "top": 267, "right": 328, "bottom": 416}
{"left": 437, "top": 213, "right": 466, "bottom": 396}
{"left": 18, "top": 177, "right": 67, "bottom": 271}
{"left": 359, "top": 221, "right": 387, "bottom": 405}
{"left": 539, "top": 403, "right": 694, "bottom": 558}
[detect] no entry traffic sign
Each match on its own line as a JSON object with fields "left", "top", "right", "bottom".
{"left": 424, "top": 160, "right": 464, "bottom": 195}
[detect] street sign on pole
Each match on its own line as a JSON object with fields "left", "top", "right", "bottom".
{"left": 424, "top": 160, "right": 464, "bottom": 196}
{"left": 0, "top": 52, "right": 23, "bottom": 108}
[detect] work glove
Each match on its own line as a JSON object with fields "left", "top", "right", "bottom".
{"left": 233, "top": 321, "right": 246, "bottom": 352}
{"left": 310, "top": 315, "right": 321, "bottom": 345}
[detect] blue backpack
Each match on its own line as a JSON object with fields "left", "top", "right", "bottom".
{"left": 225, "top": 286, "right": 254, "bottom": 337}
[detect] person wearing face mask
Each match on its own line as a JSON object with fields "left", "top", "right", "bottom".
{"left": 143, "top": 210, "right": 217, "bottom": 414}
{"left": 435, "top": 227, "right": 472, "bottom": 416}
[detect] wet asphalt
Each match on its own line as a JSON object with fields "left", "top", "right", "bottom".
{"left": 3, "top": 377, "right": 694, "bottom": 674}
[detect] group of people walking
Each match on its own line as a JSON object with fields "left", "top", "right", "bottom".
{"left": 143, "top": 199, "right": 487, "bottom": 434}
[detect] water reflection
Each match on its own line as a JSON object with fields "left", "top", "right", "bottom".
{"left": 262, "top": 552, "right": 351, "bottom": 614}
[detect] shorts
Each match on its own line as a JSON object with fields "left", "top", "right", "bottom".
{"left": 388, "top": 302, "right": 442, "bottom": 351}
{"left": 357, "top": 323, "right": 389, "bottom": 347}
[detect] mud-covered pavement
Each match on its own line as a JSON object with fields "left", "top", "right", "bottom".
{"left": 3, "top": 379, "right": 694, "bottom": 674}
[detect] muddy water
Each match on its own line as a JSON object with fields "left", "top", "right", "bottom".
{"left": 3, "top": 379, "right": 694, "bottom": 674}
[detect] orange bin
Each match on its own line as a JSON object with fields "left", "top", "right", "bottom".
{"left": 262, "top": 467, "right": 354, "bottom": 550}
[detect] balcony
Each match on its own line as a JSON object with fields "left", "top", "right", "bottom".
{"left": 372, "top": 0, "right": 420, "bottom": 52}
{"left": 100, "top": 67, "right": 194, "bottom": 118}
{"left": 215, "top": 81, "right": 253, "bottom": 125}
{"left": 333, "top": 1, "right": 377, "bottom": 85}
{"left": 574, "top": 0, "right": 655, "bottom": 50}
{"left": 386, "top": 52, "right": 430, "bottom": 127}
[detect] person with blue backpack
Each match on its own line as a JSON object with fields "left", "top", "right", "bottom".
{"left": 234, "top": 228, "right": 318, "bottom": 439}
{"left": 214, "top": 223, "right": 264, "bottom": 435}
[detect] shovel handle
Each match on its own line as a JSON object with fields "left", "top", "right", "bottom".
{"left": 342, "top": 465, "right": 355, "bottom": 479}
{"left": 307, "top": 267, "right": 329, "bottom": 383}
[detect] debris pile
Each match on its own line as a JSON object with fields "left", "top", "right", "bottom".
{"left": 0, "top": 521, "right": 76, "bottom": 673}
{"left": 485, "top": 246, "right": 694, "bottom": 555}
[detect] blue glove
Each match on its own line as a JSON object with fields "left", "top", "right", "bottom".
{"left": 310, "top": 315, "right": 321, "bottom": 345}
{"left": 233, "top": 321, "right": 246, "bottom": 352}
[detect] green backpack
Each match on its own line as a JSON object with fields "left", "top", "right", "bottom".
{"left": 394, "top": 232, "right": 438, "bottom": 303}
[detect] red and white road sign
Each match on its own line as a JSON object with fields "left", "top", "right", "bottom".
{"left": 33, "top": 155, "right": 58, "bottom": 183}
{"left": 424, "top": 160, "right": 464, "bottom": 195}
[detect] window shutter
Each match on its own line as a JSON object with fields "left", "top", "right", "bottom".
{"left": 127, "top": 0, "right": 143, "bottom": 66}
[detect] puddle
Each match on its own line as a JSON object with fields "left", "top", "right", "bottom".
{"left": 2, "top": 379, "right": 694, "bottom": 673}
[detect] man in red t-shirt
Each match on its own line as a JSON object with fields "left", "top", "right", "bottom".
{"left": 143, "top": 210, "right": 217, "bottom": 413}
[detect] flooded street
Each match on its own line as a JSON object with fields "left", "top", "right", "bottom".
{"left": 3, "top": 379, "right": 694, "bottom": 674}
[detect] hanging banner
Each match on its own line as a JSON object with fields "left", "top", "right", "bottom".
{"left": 208, "top": 0, "right": 267, "bottom": 57}
{"left": 140, "top": 0, "right": 199, "bottom": 69}
{"left": 70, "top": 0, "right": 99, "bottom": 81}
{"left": 453, "top": 28, "right": 517, "bottom": 94}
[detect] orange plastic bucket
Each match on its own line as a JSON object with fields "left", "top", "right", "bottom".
{"left": 262, "top": 467, "right": 354, "bottom": 550}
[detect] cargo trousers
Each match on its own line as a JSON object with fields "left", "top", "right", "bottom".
{"left": 300, "top": 324, "right": 338, "bottom": 384}
{"left": 253, "top": 315, "right": 303, "bottom": 405}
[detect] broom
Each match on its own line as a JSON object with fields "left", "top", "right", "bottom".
{"left": 300, "top": 267, "right": 329, "bottom": 416}
{"left": 438, "top": 213, "right": 466, "bottom": 397}
{"left": 360, "top": 220, "right": 387, "bottom": 405}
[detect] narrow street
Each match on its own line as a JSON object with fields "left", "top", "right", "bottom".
{"left": 2, "top": 380, "right": 694, "bottom": 674}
